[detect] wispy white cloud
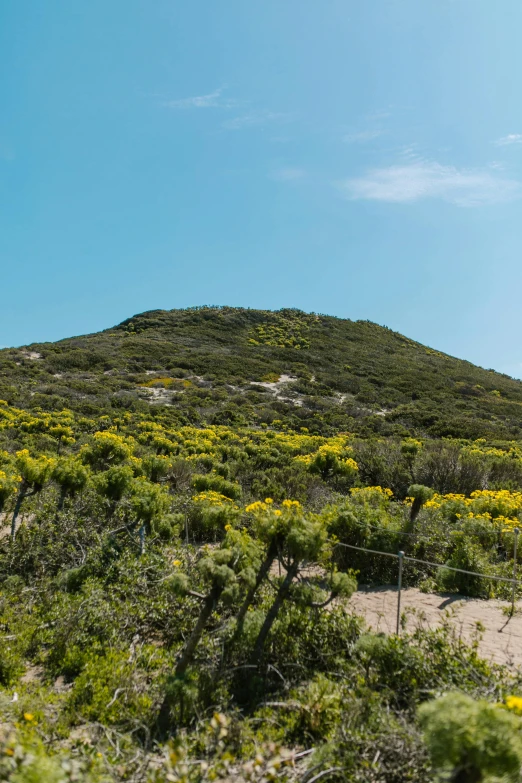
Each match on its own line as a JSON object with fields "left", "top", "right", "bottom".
{"left": 339, "top": 159, "right": 520, "bottom": 207}
{"left": 162, "top": 87, "right": 237, "bottom": 109}
{"left": 343, "top": 129, "right": 384, "bottom": 144}
{"left": 269, "top": 167, "right": 305, "bottom": 182}
{"left": 222, "top": 111, "right": 293, "bottom": 130}
{"left": 161, "top": 89, "right": 293, "bottom": 135}
{"left": 494, "top": 134, "right": 522, "bottom": 147}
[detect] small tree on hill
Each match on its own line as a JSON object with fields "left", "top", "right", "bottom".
{"left": 94, "top": 464, "right": 134, "bottom": 514}
{"left": 407, "top": 484, "right": 434, "bottom": 526}
{"left": 0, "top": 470, "right": 20, "bottom": 515}
{"left": 308, "top": 446, "right": 358, "bottom": 485}
{"left": 128, "top": 477, "right": 171, "bottom": 554}
{"left": 81, "top": 431, "right": 132, "bottom": 471}
{"left": 157, "top": 529, "right": 261, "bottom": 732}
{"left": 83, "top": 432, "right": 138, "bottom": 521}
{"left": 11, "top": 450, "right": 54, "bottom": 539}
{"left": 141, "top": 454, "right": 173, "bottom": 483}
{"left": 232, "top": 499, "right": 289, "bottom": 634}
{"left": 245, "top": 501, "right": 356, "bottom": 666}
{"left": 52, "top": 457, "right": 90, "bottom": 511}
{"left": 48, "top": 423, "right": 76, "bottom": 454}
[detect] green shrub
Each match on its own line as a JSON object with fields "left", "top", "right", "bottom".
{"left": 420, "top": 692, "right": 522, "bottom": 782}
{"left": 192, "top": 473, "right": 241, "bottom": 500}
{"left": 437, "top": 533, "right": 494, "bottom": 598}
{"left": 0, "top": 639, "right": 25, "bottom": 686}
{"left": 67, "top": 648, "right": 156, "bottom": 726}
{"left": 287, "top": 674, "right": 342, "bottom": 742}
{"left": 0, "top": 729, "right": 107, "bottom": 783}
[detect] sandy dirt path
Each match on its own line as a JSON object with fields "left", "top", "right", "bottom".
{"left": 0, "top": 512, "right": 10, "bottom": 539}
{"left": 0, "top": 512, "right": 34, "bottom": 539}
{"left": 350, "top": 586, "right": 522, "bottom": 668}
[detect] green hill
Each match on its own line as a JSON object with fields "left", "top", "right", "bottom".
{"left": 1, "top": 305, "right": 521, "bottom": 439}
{"left": 2, "top": 307, "right": 522, "bottom": 780}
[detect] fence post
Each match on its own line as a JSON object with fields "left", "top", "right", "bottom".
{"left": 512, "top": 528, "right": 519, "bottom": 615}
{"left": 396, "top": 551, "right": 404, "bottom": 636}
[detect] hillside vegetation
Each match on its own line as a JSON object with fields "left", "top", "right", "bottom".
{"left": 2, "top": 307, "right": 522, "bottom": 782}
{"left": 2, "top": 306, "right": 522, "bottom": 439}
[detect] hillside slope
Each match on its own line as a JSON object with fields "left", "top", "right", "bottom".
{"left": 2, "top": 308, "right": 522, "bottom": 780}
{"left": 1, "top": 306, "right": 521, "bottom": 439}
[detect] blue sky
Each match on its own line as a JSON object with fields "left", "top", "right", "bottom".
{"left": 2, "top": 1, "right": 522, "bottom": 376}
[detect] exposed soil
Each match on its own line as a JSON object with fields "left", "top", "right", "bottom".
{"left": 0, "top": 512, "right": 33, "bottom": 539}
{"left": 249, "top": 374, "right": 304, "bottom": 406}
{"left": 350, "top": 586, "right": 522, "bottom": 668}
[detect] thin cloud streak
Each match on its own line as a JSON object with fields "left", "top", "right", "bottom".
{"left": 222, "top": 111, "right": 293, "bottom": 130}
{"left": 494, "top": 134, "right": 522, "bottom": 146}
{"left": 339, "top": 160, "right": 520, "bottom": 206}
{"left": 161, "top": 89, "right": 292, "bottom": 132}
{"left": 162, "top": 87, "right": 237, "bottom": 109}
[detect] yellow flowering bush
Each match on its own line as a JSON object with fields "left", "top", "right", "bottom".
{"left": 419, "top": 489, "right": 522, "bottom": 530}
{"left": 193, "top": 491, "right": 236, "bottom": 507}
{"left": 140, "top": 376, "right": 192, "bottom": 389}
{"left": 15, "top": 450, "right": 55, "bottom": 488}
{"left": 188, "top": 492, "right": 240, "bottom": 541}
{"left": 350, "top": 486, "right": 393, "bottom": 502}
{"left": 81, "top": 430, "right": 133, "bottom": 469}
{"left": 295, "top": 440, "right": 358, "bottom": 483}
{"left": 0, "top": 469, "right": 21, "bottom": 511}
{"left": 247, "top": 311, "right": 313, "bottom": 349}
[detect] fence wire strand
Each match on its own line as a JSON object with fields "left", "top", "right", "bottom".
{"left": 332, "top": 540, "right": 522, "bottom": 586}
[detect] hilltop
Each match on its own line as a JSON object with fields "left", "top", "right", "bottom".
{"left": 1, "top": 306, "right": 521, "bottom": 440}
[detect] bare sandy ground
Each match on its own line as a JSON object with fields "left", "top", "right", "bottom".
{"left": 0, "top": 512, "right": 10, "bottom": 539}
{"left": 0, "top": 512, "right": 33, "bottom": 539}
{"left": 350, "top": 586, "right": 522, "bottom": 668}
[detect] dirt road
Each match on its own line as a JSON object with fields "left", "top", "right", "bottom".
{"left": 350, "top": 586, "right": 522, "bottom": 668}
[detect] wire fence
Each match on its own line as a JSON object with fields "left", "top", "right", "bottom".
{"left": 334, "top": 528, "right": 521, "bottom": 636}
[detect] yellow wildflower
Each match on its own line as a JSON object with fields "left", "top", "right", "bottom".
{"left": 506, "top": 696, "right": 522, "bottom": 714}
{"left": 245, "top": 501, "right": 267, "bottom": 513}
{"left": 193, "top": 491, "right": 235, "bottom": 506}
